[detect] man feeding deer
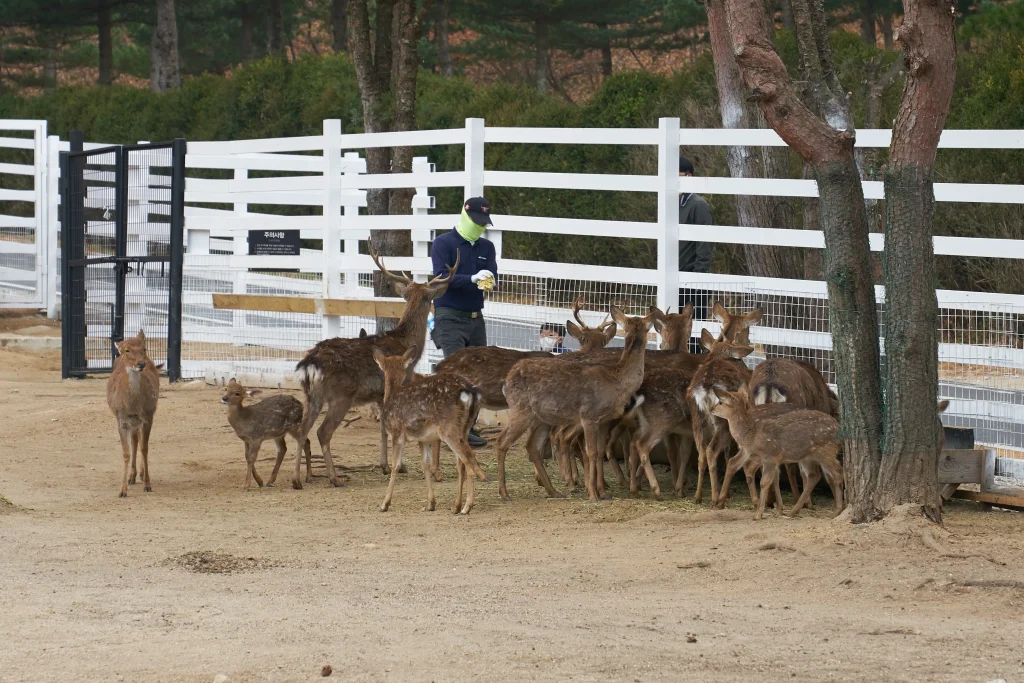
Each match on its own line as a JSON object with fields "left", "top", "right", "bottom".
{"left": 430, "top": 196, "right": 498, "bottom": 448}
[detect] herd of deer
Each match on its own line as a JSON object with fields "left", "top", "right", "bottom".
{"left": 107, "top": 249, "right": 854, "bottom": 518}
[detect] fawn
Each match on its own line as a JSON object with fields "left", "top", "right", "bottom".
{"left": 373, "top": 346, "right": 488, "bottom": 514}
{"left": 711, "top": 387, "right": 845, "bottom": 519}
{"left": 106, "top": 330, "right": 161, "bottom": 498}
{"left": 221, "top": 379, "right": 312, "bottom": 491}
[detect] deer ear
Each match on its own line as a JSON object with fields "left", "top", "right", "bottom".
{"left": 371, "top": 347, "right": 386, "bottom": 364}
{"left": 566, "top": 321, "right": 584, "bottom": 340}
{"left": 700, "top": 328, "right": 715, "bottom": 351}
{"left": 713, "top": 387, "right": 732, "bottom": 404}
{"left": 610, "top": 304, "right": 627, "bottom": 325}
{"left": 712, "top": 302, "right": 728, "bottom": 324}
{"left": 602, "top": 321, "right": 618, "bottom": 344}
{"left": 402, "top": 345, "right": 419, "bottom": 368}
{"left": 648, "top": 305, "right": 665, "bottom": 320}
{"left": 359, "top": 328, "right": 367, "bottom": 339}
{"left": 682, "top": 302, "right": 694, "bottom": 318}
{"left": 744, "top": 308, "right": 763, "bottom": 326}
{"left": 937, "top": 399, "right": 950, "bottom": 414}
{"left": 729, "top": 345, "right": 754, "bottom": 360}
{"left": 247, "top": 389, "right": 263, "bottom": 398}
{"left": 393, "top": 282, "right": 409, "bottom": 299}
{"left": 137, "top": 329, "right": 146, "bottom": 342}
{"left": 652, "top": 316, "right": 664, "bottom": 333}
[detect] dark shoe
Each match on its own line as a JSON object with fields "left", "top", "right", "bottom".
{"left": 468, "top": 429, "right": 488, "bottom": 449}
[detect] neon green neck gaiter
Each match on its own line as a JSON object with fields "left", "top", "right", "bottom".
{"left": 456, "top": 209, "right": 486, "bottom": 244}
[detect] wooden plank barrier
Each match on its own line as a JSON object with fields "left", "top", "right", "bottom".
{"left": 212, "top": 293, "right": 406, "bottom": 319}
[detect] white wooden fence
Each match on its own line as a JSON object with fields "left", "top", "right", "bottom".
{"left": 2, "top": 118, "right": 1024, "bottom": 466}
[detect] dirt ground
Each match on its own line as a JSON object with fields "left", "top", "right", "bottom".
{"left": 2, "top": 345, "right": 1024, "bottom": 683}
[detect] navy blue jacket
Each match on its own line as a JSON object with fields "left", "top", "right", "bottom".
{"left": 431, "top": 227, "right": 498, "bottom": 312}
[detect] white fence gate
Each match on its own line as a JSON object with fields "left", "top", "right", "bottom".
{"left": 3, "top": 118, "right": 1024, "bottom": 472}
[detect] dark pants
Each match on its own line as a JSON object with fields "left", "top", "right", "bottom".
{"left": 431, "top": 308, "right": 487, "bottom": 358}
{"left": 679, "top": 286, "right": 710, "bottom": 355}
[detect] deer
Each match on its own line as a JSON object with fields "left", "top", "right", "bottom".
{"left": 432, "top": 296, "right": 617, "bottom": 484}
{"left": 726, "top": 357, "right": 840, "bottom": 507}
{"left": 373, "top": 346, "right": 488, "bottom": 514}
{"left": 686, "top": 329, "right": 754, "bottom": 506}
{"left": 710, "top": 301, "right": 761, "bottom": 346}
{"left": 711, "top": 387, "right": 845, "bottom": 519}
{"left": 497, "top": 305, "right": 655, "bottom": 501}
{"left": 106, "top": 330, "right": 161, "bottom": 498}
{"left": 291, "top": 248, "right": 458, "bottom": 489}
{"left": 221, "top": 379, "right": 312, "bottom": 491}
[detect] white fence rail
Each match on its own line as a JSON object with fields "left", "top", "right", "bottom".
{"left": 4, "top": 118, "right": 1024, "bottom": 463}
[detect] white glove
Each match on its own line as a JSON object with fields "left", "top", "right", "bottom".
{"left": 470, "top": 270, "right": 494, "bottom": 283}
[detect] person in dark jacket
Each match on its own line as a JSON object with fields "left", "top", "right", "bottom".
{"left": 430, "top": 196, "right": 498, "bottom": 447}
{"left": 539, "top": 322, "right": 569, "bottom": 353}
{"left": 677, "top": 155, "right": 714, "bottom": 354}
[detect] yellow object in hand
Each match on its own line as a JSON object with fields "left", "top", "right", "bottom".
{"left": 476, "top": 274, "right": 496, "bottom": 292}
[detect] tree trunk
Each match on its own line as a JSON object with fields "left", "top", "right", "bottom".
{"left": 860, "top": 0, "right": 877, "bottom": 45}
{"left": 706, "top": 0, "right": 801, "bottom": 280}
{"left": 436, "top": 0, "right": 453, "bottom": 76}
{"left": 267, "top": 0, "right": 285, "bottom": 56}
{"left": 724, "top": 0, "right": 884, "bottom": 521}
{"left": 880, "top": 14, "right": 894, "bottom": 49}
{"left": 375, "top": 0, "right": 396, "bottom": 94}
{"left": 97, "top": 0, "right": 113, "bottom": 85}
{"left": 535, "top": 17, "right": 549, "bottom": 93}
{"left": 150, "top": 0, "right": 182, "bottom": 93}
{"left": 332, "top": 0, "right": 348, "bottom": 54}
{"left": 859, "top": 58, "right": 904, "bottom": 232}
{"left": 801, "top": 163, "right": 824, "bottom": 280}
{"left": 597, "top": 22, "right": 613, "bottom": 78}
{"left": 240, "top": 2, "right": 255, "bottom": 61}
{"left": 875, "top": 0, "right": 957, "bottom": 523}
{"left": 780, "top": 0, "right": 796, "bottom": 31}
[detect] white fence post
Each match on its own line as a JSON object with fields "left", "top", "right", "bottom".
{"left": 232, "top": 166, "right": 249, "bottom": 345}
{"left": 411, "top": 156, "right": 434, "bottom": 283}
{"left": 46, "top": 133, "right": 59, "bottom": 317}
{"left": 340, "top": 151, "right": 366, "bottom": 297}
{"left": 656, "top": 117, "right": 680, "bottom": 315}
{"left": 323, "top": 119, "right": 343, "bottom": 338}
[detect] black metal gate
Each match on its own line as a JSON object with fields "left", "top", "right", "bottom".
{"left": 60, "top": 138, "right": 185, "bottom": 380}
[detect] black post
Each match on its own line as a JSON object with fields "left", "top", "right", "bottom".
{"left": 65, "top": 131, "right": 87, "bottom": 376}
{"left": 112, "top": 146, "right": 128, "bottom": 344}
{"left": 167, "top": 138, "right": 187, "bottom": 382}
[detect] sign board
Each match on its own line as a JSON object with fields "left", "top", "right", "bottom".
{"left": 248, "top": 230, "right": 300, "bottom": 256}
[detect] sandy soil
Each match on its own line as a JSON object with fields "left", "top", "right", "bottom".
{"left": 1, "top": 345, "right": 1024, "bottom": 683}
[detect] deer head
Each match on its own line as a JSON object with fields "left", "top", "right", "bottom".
{"left": 372, "top": 345, "right": 419, "bottom": 385}
{"left": 712, "top": 302, "right": 762, "bottom": 346}
{"left": 116, "top": 329, "right": 152, "bottom": 373}
{"left": 565, "top": 296, "right": 617, "bottom": 352}
{"left": 699, "top": 328, "right": 754, "bottom": 361}
{"left": 369, "top": 246, "right": 459, "bottom": 306}
{"left": 221, "top": 378, "right": 263, "bottom": 406}
{"left": 649, "top": 302, "right": 694, "bottom": 351}
{"left": 710, "top": 386, "right": 752, "bottom": 421}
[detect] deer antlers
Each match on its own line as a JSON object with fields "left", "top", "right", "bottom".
{"left": 368, "top": 245, "right": 460, "bottom": 288}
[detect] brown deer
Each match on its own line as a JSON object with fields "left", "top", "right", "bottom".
{"left": 686, "top": 329, "right": 754, "bottom": 505}
{"left": 106, "top": 330, "right": 160, "bottom": 498}
{"left": 373, "top": 346, "right": 488, "bottom": 514}
{"left": 627, "top": 364, "right": 698, "bottom": 500}
{"left": 497, "top": 305, "right": 655, "bottom": 501}
{"left": 714, "top": 401, "right": 802, "bottom": 508}
{"left": 221, "top": 379, "right": 312, "bottom": 491}
{"left": 742, "top": 358, "right": 839, "bottom": 505}
{"left": 711, "top": 387, "right": 844, "bottom": 519}
{"left": 291, "top": 248, "right": 458, "bottom": 489}
{"left": 432, "top": 296, "right": 617, "bottom": 483}
{"left": 711, "top": 301, "right": 761, "bottom": 346}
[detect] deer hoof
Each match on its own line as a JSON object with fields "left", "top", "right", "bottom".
{"left": 425, "top": 502, "right": 436, "bottom": 512}
{"left": 548, "top": 491, "right": 566, "bottom": 499}
{"left": 119, "top": 491, "right": 127, "bottom": 498}
{"left": 128, "top": 476, "right": 137, "bottom": 485}
{"left": 265, "top": 483, "right": 275, "bottom": 488}
{"left": 380, "top": 465, "right": 391, "bottom": 476}
{"left": 291, "top": 479, "right": 303, "bottom": 490}
{"left": 458, "top": 508, "right": 471, "bottom": 516}
{"left": 397, "top": 465, "right": 408, "bottom": 474}
{"left": 379, "top": 504, "right": 390, "bottom": 513}
{"left": 144, "top": 485, "right": 152, "bottom": 493}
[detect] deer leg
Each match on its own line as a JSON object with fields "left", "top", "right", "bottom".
{"left": 580, "top": 422, "right": 603, "bottom": 501}
{"left": 293, "top": 393, "right": 323, "bottom": 490}
{"left": 242, "top": 441, "right": 256, "bottom": 491}
{"left": 447, "top": 438, "right": 480, "bottom": 515}
{"left": 118, "top": 424, "right": 131, "bottom": 498}
{"left": 453, "top": 459, "right": 466, "bottom": 514}
{"left": 316, "top": 398, "right": 351, "bottom": 487}
{"left": 637, "top": 435, "right": 662, "bottom": 501}
{"left": 303, "top": 438, "right": 312, "bottom": 483}
{"left": 785, "top": 464, "right": 802, "bottom": 503}
{"left": 380, "top": 434, "right": 404, "bottom": 512}
{"left": 496, "top": 410, "right": 531, "bottom": 501}
{"left": 266, "top": 436, "right": 288, "bottom": 487}
{"left": 717, "top": 449, "right": 751, "bottom": 509}
{"left": 421, "top": 442, "right": 436, "bottom": 512}
{"left": 429, "top": 440, "right": 442, "bottom": 482}
{"left": 818, "top": 454, "right": 845, "bottom": 516}
{"left": 250, "top": 441, "right": 265, "bottom": 489}
{"left": 525, "top": 423, "right": 562, "bottom": 499}
{"left": 140, "top": 421, "right": 153, "bottom": 493}
{"left": 605, "top": 423, "right": 628, "bottom": 487}
{"left": 675, "top": 434, "right": 694, "bottom": 498}
{"left": 772, "top": 470, "right": 785, "bottom": 517}
{"left": 691, "top": 419, "right": 709, "bottom": 504}
{"left": 789, "top": 463, "right": 821, "bottom": 517}
{"left": 743, "top": 458, "right": 760, "bottom": 507}
{"left": 756, "top": 461, "right": 780, "bottom": 520}
{"left": 628, "top": 439, "right": 642, "bottom": 495}
{"left": 705, "top": 430, "right": 731, "bottom": 509}
{"left": 592, "top": 423, "right": 610, "bottom": 499}
{"left": 128, "top": 429, "right": 138, "bottom": 485}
